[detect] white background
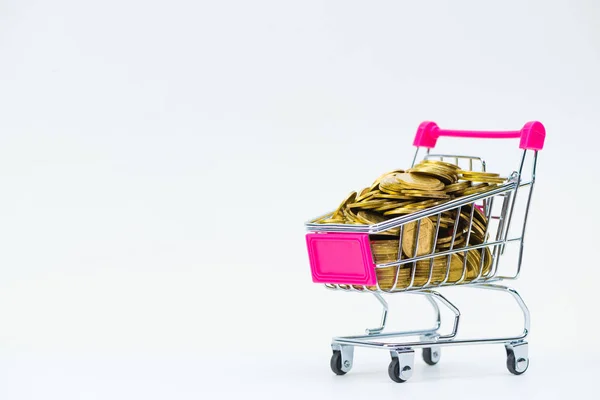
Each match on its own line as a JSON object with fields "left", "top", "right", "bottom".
{"left": 1, "top": 0, "right": 599, "bottom": 399}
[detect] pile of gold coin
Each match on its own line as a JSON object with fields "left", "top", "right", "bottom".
{"left": 314, "top": 160, "right": 504, "bottom": 289}
{"left": 315, "top": 160, "right": 505, "bottom": 225}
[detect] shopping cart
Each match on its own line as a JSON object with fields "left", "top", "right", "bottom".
{"left": 304, "top": 121, "right": 545, "bottom": 383}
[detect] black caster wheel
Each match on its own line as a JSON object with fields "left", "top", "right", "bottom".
{"left": 388, "top": 358, "right": 406, "bottom": 383}
{"left": 506, "top": 348, "right": 529, "bottom": 375}
{"left": 330, "top": 350, "right": 346, "bottom": 375}
{"left": 422, "top": 347, "right": 440, "bottom": 366}
{"left": 388, "top": 358, "right": 413, "bottom": 383}
{"left": 388, "top": 350, "right": 414, "bottom": 383}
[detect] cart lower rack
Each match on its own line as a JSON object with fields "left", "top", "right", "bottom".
{"left": 305, "top": 121, "right": 545, "bottom": 383}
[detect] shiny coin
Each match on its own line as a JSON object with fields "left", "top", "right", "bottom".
{"left": 468, "top": 230, "right": 487, "bottom": 245}
{"left": 378, "top": 185, "right": 404, "bottom": 195}
{"left": 347, "top": 199, "right": 389, "bottom": 209}
{"left": 372, "top": 193, "right": 415, "bottom": 200}
{"left": 435, "top": 229, "right": 466, "bottom": 244}
{"left": 405, "top": 199, "right": 448, "bottom": 209}
{"left": 459, "top": 170, "right": 500, "bottom": 177}
{"left": 383, "top": 207, "right": 415, "bottom": 216}
{"left": 436, "top": 235, "right": 466, "bottom": 249}
{"left": 429, "top": 215, "right": 457, "bottom": 229}
{"left": 400, "top": 189, "right": 450, "bottom": 199}
{"left": 383, "top": 199, "right": 448, "bottom": 215}
{"left": 408, "top": 163, "right": 459, "bottom": 184}
{"left": 356, "top": 210, "right": 385, "bottom": 225}
{"left": 342, "top": 207, "right": 364, "bottom": 225}
{"left": 402, "top": 218, "right": 435, "bottom": 257}
{"left": 393, "top": 173, "right": 445, "bottom": 191}
{"left": 317, "top": 217, "right": 345, "bottom": 224}
{"left": 468, "top": 205, "right": 489, "bottom": 226}
{"left": 462, "top": 176, "right": 507, "bottom": 184}
{"left": 454, "top": 183, "right": 497, "bottom": 197}
{"left": 355, "top": 187, "right": 375, "bottom": 202}
{"left": 374, "top": 201, "right": 415, "bottom": 212}
{"left": 444, "top": 181, "right": 471, "bottom": 193}
{"left": 369, "top": 169, "right": 405, "bottom": 192}
{"left": 421, "top": 159, "right": 460, "bottom": 169}
{"left": 459, "top": 213, "right": 487, "bottom": 237}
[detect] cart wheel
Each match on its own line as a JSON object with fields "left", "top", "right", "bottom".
{"left": 330, "top": 351, "right": 347, "bottom": 375}
{"left": 388, "top": 359, "right": 406, "bottom": 383}
{"left": 388, "top": 358, "right": 410, "bottom": 383}
{"left": 506, "top": 348, "right": 529, "bottom": 375}
{"left": 422, "top": 347, "right": 440, "bottom": 366}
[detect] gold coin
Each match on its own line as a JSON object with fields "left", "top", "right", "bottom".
{"left": 352, "top": 211, "right": 373, "bottom": 225}
{"left": 372, "top": 193, "right": 415, "bottom": 200}
{"left": 342, "top": 207, "right": 364, "bottom": 225}
{"left": 379, "top": 175, "right": 405, "bottom": 192}
{"left": 393, "top": 173, "right": 445, "bottom": 191}
{"left": 374, "top": 201, "right": 415, "bottom": 212}
{"left": 407, "top": 170, "right": 455, "bottom": 185}
{"left": 415, "top": 160, "right": 459, "bottom": 172}
{"left": 369, "top": 169, "right": 405, "bottom": 192}
{"left": 408, "top": 164, "right": 458, "bottom": 184}
{"left": 455, "top": 183, "right": 497, "bottom": 197}
{"left": 444, "top": 181, "right": 471, "bottom": 193}
{"left": 459, "top": 170, "right": 500, "bottom": 177}
{"left": 317, "top": 217, "right": 345, "bottom": 224}
{"left": 405, "top": 199, "right": 448, "bottom": 209}
{"left": 462, "top": 176, "right": 507, "bottom": 184}
{"left": 465, "top": 250, "right": 482, "bottom": 275}
{"left": 435, "top": 230, "right": 466, "bottom": 244}
{"left": 402, "top": 218, "right": 435, "bottom": 257}
{"left": 383, "top": 207, "right": 416, "bottom": 216}
{"left": 460, "top": 209, "right": 487, "bottom": 231}
{"left": 378, "top": 186, "right": 404, "bottom": 196}
{"left": 419, "top": 160, "right": 460, "bottom": 170}
{"left": 383, "top": 199, "right": 448, "bottom": 216}
{"left": 355, "top": 187, "right": 375, "bottom": 202}
{"left": 436, "top": 235, "right": 466, "bottom": 249}
{"left": 463, "top": 248, "right": 493, "bottom": 278}
{"left": 429, "top": 215, "right": 457, "bottom": 229}
{"left": 468, "top": 230, "right": 487, "bottom": 245}
{"left": 400, "top": 189, "right": 450, "bottom": 199}
{"left": 347, "top": 199, "right": 389, "bottom": 209}
{"left": 356, "top": 210, "right": 386, "bottom": 225}
{"left": 469, "top": 205, "right": 488, "bottom": 226}
{"left": 458, "top": 212, "right": 487, "bottom": 237}
{"left": 481, "top": 247, "right": 493, "bottom": 276}
{"left": 371, "top": 239, "right": 399, "bottom": 255}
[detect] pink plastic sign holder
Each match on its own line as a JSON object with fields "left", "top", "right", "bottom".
{"left": 306, "top": 233, "right": 376, "bottom": 286}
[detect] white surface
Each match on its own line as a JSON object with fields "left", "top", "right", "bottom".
{"left": 1, "top": 0, "right": 599, "bottom": 399}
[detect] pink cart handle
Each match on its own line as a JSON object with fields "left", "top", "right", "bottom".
{"left": 413, "top": 121, "right": 545, "bottom": 151}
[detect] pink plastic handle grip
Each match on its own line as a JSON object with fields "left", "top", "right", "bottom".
{"left": 413, "top": 121, "right": 545, "bottom": 151}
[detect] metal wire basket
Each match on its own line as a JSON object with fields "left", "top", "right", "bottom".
{"left": 304, "top": 121, "right": 545, "bottom": 382}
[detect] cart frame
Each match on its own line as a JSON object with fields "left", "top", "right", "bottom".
{"left": 304, "top": 121, "right": 545, "bottom": 382}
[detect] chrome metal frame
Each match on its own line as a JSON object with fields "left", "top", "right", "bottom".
{"left": 306, "top": 147, "right": 538, "bottom": 380}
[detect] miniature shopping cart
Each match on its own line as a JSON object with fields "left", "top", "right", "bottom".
{"left": 305, "top": 121, "right": 545, "bottom": 383}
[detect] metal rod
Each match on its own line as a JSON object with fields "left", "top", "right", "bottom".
{"left": 365, "top": 293, "right": 389, "bottom": 335}
{"left": 457, "top": 204, "right": 476, "bottom": 284}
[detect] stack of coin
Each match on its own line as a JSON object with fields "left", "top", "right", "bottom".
{"left": 313, "top": 159, "right": 504, "bottom": 288}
